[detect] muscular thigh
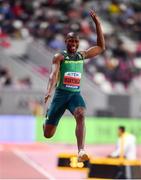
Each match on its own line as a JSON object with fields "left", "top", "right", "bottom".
{"left": 45, "top": 90, "right": 69, "bottom": 126}
{"left": 67, "top": 93, "right": 86, "bottom": 115}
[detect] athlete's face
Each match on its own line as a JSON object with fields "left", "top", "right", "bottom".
{"left": 65, "top": 37, "right": 79, "bottom": 54}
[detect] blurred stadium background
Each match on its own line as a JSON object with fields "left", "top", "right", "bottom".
{"left": 0, "top": 0, "right": 141, "bottom": 179}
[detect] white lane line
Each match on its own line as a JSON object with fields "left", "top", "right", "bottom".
{"left": 13, "top": 149, "right": 56, "bottom": 180}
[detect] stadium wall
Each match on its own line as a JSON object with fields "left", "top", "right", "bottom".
{"left": 1, "top": 90, "right": 141, "bottom": 117}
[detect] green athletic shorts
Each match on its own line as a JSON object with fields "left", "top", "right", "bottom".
{"left": 45, "top": 88, "right": 86, "bottom": 126}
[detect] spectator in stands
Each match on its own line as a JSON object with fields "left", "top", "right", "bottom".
{"left": 0, "top": 64, "right": 34, "bottom": 89}
{"left": 0, "top": 66, "right": 13, "bottom": 87}
{"left": 14, "top": 76, "right": 32, "bottom": 89}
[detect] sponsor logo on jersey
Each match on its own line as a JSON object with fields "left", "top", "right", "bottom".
{"left": 63, "top": 72, "right": 81, "bottom": 88}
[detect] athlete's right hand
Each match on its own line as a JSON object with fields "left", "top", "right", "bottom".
{"left": 44, "top": 94, "right": 51, "bottom": 104}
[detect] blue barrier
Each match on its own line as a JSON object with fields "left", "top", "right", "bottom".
{"left": 0, "top": 115, "right": 35, "bottom": 143}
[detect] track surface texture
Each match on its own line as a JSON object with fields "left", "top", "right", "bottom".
{"left": 0, "top": 143, "right": 141, "bottom": 179}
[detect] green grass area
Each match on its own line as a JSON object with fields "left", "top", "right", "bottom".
{"left": 36, "top": 116, "right": 141, "bottom": 144}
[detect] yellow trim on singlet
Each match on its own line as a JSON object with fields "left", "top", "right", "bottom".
{"left": 64, "top": 60, "right": 83, "bottom": 64}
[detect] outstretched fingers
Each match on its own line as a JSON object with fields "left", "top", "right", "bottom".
{"left": 89, "top": 10, "right": 99, "bottom": 22}
{"left": 89, "top": 10, "right": 96, "bottom": 16}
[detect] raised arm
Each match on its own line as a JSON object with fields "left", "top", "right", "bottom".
{"left": 44, "top": 53, "right": 63, "bottom": 103}
{"left": 81, "top": 10, "right": 105, "bottom": 59}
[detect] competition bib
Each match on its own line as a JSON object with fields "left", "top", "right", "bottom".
{"left": 63, "top": 72, "right": 81, "bottom": 89}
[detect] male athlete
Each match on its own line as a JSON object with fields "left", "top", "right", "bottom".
{"left": 43, "top": 10, "right": 105, "bottom": 162}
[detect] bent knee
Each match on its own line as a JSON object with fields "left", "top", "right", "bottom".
{"left": 43, "top": 124, "right": 56, "bottom": 138}
{"left": 74, "top": 107, "right": 85, "bottom": 120}
{"left": 44, "top": 132, "right": 54, "bottom": 138}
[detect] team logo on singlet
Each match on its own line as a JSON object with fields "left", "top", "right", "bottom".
{"left": 63, "top": 72, "right": 81, "bottom": 89}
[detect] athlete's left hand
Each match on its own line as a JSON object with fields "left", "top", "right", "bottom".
{"left": 90, "top": 10, "right": 100, "bottom": 23}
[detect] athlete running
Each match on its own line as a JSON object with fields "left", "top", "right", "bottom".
{"left": 43, "top": 10, "right": 105, "bottom": 162}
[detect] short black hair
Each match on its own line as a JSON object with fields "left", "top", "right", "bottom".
{"left": 118, "top": 126, "right": 125, "bottom": 132}
{"left": 66, "top": 32, "right": 79, "bottom": 39}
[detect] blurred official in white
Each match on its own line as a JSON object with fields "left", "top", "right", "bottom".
{"left": 110, "top": 126, "right": 137, "bottom": 160}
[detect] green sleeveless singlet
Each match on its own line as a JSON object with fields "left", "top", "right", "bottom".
{"left": 57, "top": 50, "right": 84, "bottom": 92}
